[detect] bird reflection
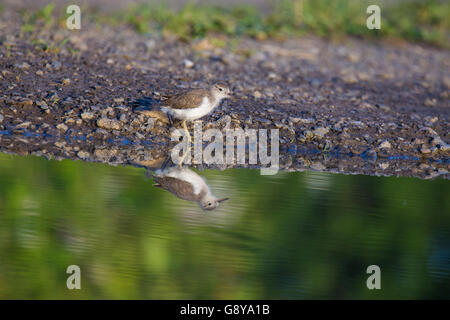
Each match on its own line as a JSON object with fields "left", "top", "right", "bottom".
{"left": 147, "top": 165, "right": 229, "bottom": 211}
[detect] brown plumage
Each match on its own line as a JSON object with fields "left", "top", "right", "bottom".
{"left": 161, "top": 89, "right": 213, "bottom": 110}
{"left": 152, "top": 176, "right": 205, "bottom": 202}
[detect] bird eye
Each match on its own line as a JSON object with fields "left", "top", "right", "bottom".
{"left": 208, "top": 202, "right": 212, "bottom": 206}
{"left": 219, "top": 88, "right": 223, "bottom": 91}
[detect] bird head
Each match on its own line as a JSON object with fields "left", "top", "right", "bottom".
{"left": 211, "top": 83, "right": 232, "bottom": 100}
{"left": 200, "top": 195, "right": 229, "bottom": 211}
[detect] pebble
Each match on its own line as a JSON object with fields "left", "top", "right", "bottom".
{"left": 16, "top": 99, "right": 33, "bottom": 107}
{"left": 81, "top": 112, "right": 95, "bottom": 120}
{"left": 97, "top": 118, "right": 122, "bottom": 131}
{"left": 253, "top": 91, "right": 262, "bottom": 99}
{"left": 16, "top": 121, "right": 31, "bottom": 129}
{"left": 420, "top": 145, "right": 431, "bottom": 154}
{"left": 77, "top": 151, "right": 90, "bottom": 159}
{"left": 424, "top": 98, "right": 437, "bottom": 107}
{"left": 56, "top": 123, "right": 68, "bottom": 132}
{"left": 379, "top": 162, "right": 389, "bottom": 170}
{"left": 36, "top": 70, "right": 44, "bottom": 76}
{"left": 184, "top": 59, "right": 194, "bottom": 68}
{"left": 50, "top": 61, "right": 62, "bottom": 70}
{"left": 62, "top": 78, "right": 71, "bottom": 85}
{"left": 15, "top": 62, "right": 30, "bottom": 69}
{"left": 0, "top": 114, "right": 3, "bottom": 123}
{"left": 378, "top": 140, "right": 391, "bottom": 149}
{"left": 313, "top": 127, "right": 330, "bottom": 138}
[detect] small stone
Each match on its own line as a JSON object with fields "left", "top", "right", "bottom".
{"left": 424, "top": 98, "right": 437, "bottom": 107}
{"left": 113, "top": 98, "right": 124, "bottom": 103}
{"left": 420, "top": 145, "right": 431, "bottom": 154}
{"left": 16, "top": 121, "right": 31, "bottom": 129}
{"left": 94, "top": 148, "right": 118, "bottom": 160}
{"left": 0, "top": 114, "right": 3, "bottom": 123}
{"left": 215, "top": 115, "right": 232, "bottom": 129}
{"left": 15, "top": 62, "right": 30, "bottom": 69}
{"left": 50, "top": 61, "right": 62, "bottom": 70}
{"left": 107, "top": 58, "right": 114, "bottom": 64}
{"left": 184, "top": 59, "right": 194, "bottom": 69}
{"left": 77, "top": 151, "right": 90, "bottom": 159}
{"left": 54, "top": 141, "right": 66, "bottom": 148}
{"left": 16, "top": 99, "right": 33, "bottom": 107}
{"left": 253, "top": 91, "right": 262, "bottom": 99}
{"left": 81, "top": 112, "right": 95, "bottom": 120}
{"left": 56, "top": 123, "right": 68, "bottom": 132}
{"left": 378, "top": 140, "right": 391, "bottom": 149}
{"left": 310, "top": 162, "right": 326, "bottom": 171}
{"left": 62, "top": 78, "right": 71, "bottom": 85}
{"left": 36, "top": 70, "right": 44, "bottom": 76}
{"left": 97, "top": 118, "right": 122, "bottom": 131}
{"left": 313, "top": 127, "right": 330, "bottom": 138}
{"left": 290, "top": 117, "right": 312, "bottom": 124}
{"left": 379, "top": 162, "right": 389, "bottom": 170}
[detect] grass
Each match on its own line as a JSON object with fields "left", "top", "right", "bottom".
{"left": 18, "top": 0, "right": 450, "bottom": 48}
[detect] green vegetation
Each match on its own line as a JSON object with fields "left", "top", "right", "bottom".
{"left": 21, "top": 3, "right": 55, "bottom": 33}
{"left": 116, "top": 0, "right": 449, "bottom": 47}
{"left": 0, "top": 153, "right": 448, "bottom": 299}
{"left": 18, "top": 1, "right": 449, "bottom": 48}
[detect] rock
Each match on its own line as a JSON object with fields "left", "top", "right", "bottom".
{"left": 359, "top": 102, "right": 376, "bottom": 111}
{"left": 77, "top": 151, "right": 90, "bottom": 159}
{"left": 94, "top": 148, "right": 118, "bottom": 160}
{"left": 313, "top": 127, "right": 330, "bottom": 138}
{"left": 15, "top": 99, "right": 33, "bottom": 107}
{"left": 62, "top": 78, "right": 71, "bottom": 85}
{"left": 420, "top": 145, "right": 431, "bottom": 154}
{"left": 378, "top": 140, "right": 391, "bottom": 149}
{"left": 215, "top": 115, "right": 232, "bottom": 129}
{"left": 184, "top": 59, "right": 194, "bottom": 69}
{"left": 419, "top": 127, "right": 438, "bottom": 136}
{"left": 310, "top": 162, "right": 326, "bottom": 171}
{"left": 15, "top": 62, "right": 30, "bottom": 69}
{"left": 0, "top": 114, "right": 3, "bottom": 123}
{"left": 56, "top": 123, "right": 68, "bottom": 132}
{"left": 97, "top": 118, "right": 122, "bottom": 131}
{"left": 15, "top": 121, "right": 31, "bottom": 129}
{"left": 50, "top": 61, "right": 62, "bottom": 70}
{"left": 36, "top": 70, "right": 44, "bottom": 76}
{"left": 290, "top": 117, "right": 313, "bottom": 124}
{"left": 54, "top": 141, "right": 66, "bottom": 148}
{"left": 424, "top": 98, "right": 437, "bottom": 107}
{"left": 81, "top": 112, "right": 95, "bottom": 120}
{"left": 379, "top": 162, "right": 389, "bottom": 170}
{"left": 253, "top": 91, "right": 262, "bottom": 99}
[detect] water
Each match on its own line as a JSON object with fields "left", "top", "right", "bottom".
{"left": 0, "top": 152, "right": 448, "bottom": 299}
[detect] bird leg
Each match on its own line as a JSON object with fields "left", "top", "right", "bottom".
{"left": 182, "top": 120, "right": 192, "bottom": 144}
{"left": 178, "top": 120, "right": 191, "bottom": 167}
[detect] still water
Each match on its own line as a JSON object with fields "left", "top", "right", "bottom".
{"left": 0, "top": 152, "right": 448, "bottom": 299}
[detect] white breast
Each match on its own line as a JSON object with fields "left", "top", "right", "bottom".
{"left": 162, "top": 97, "right": 218, "bottom": 121}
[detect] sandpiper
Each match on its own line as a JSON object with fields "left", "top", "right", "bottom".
{"left": 149, "top": 166, "right": 229, "bottom": 211}
{"left": 160, "top": 83, "right": 232, "bottom": 142}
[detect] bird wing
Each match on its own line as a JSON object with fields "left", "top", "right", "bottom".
{"left": 153, "top": 176, "right": 201, "bottom": 202}
{"left": 162, "top": 89, "right": 208, "bottom": 109}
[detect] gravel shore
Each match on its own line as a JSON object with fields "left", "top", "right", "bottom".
{"left": 0, "top": 7, "right": 449, "bottom": 179}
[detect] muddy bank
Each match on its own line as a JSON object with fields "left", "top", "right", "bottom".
{"left": 0, "top": 9, "right": 449, "bottom": 179}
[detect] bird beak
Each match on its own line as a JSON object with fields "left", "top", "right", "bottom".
{"left": 218, "top": 198, "right": 229, "bottom": 203}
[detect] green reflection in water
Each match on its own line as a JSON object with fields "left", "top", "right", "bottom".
{"left": 0, "top": 152, "right": 448, "bottom": 299}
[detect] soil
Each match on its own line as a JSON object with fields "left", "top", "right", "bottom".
{"left": 0, "top": 6, "right": 449, "bottom": 179}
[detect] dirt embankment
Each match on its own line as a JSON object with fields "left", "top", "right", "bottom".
{"left": 0, "top": 9, "right": 449, "bottom": 178}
